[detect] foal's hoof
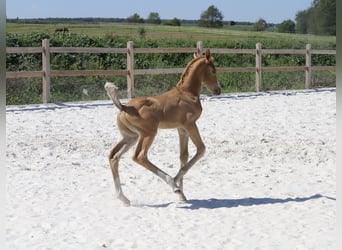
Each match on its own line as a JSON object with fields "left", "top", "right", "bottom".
{"left": 122, "top": 200, "right": 131, "bottom": 207}
{"left": 172, "top": 186, "right": 187, "bottom": 201}
{"left": 118, "top": 195, "right": 131, "bottom": 206}
{"left": 178, "top": 194, "right": 187, "bottom": 202}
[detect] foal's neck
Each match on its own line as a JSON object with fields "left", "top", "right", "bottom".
{"left": 177, "top": 59, "right": 204, "bottom": 97}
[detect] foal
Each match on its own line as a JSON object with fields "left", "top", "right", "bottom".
{"left": 105, "top": 49, "right": 221, "bottom": 206}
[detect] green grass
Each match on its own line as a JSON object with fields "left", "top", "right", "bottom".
{"left": 7, "top": 22, "right": 336, "bottom": 45}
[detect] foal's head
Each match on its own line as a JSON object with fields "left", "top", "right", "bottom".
{"left": 197, "top": 49, "right": 221, "bottom": 96}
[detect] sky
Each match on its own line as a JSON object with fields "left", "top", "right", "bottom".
{"left": 6, "top": 0, "right": 313, "bottom": 24}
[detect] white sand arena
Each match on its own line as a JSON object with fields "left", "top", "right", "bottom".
{"left": 6, "top": 88, "right": 336, "bottom": 249}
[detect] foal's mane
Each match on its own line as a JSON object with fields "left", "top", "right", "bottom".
{"left": 176, "top": 55, "right": 206, "bottom": 87}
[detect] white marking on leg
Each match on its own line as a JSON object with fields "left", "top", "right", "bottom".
{"left": 157, "top": 170, "right": 180, "bottom": 192}
{"left": 114, "top": 176, "right": 130, "bottom": 206}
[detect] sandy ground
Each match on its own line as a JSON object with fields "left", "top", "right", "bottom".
{"left": 6, "top": 88, "right": 336, "bottom": 250}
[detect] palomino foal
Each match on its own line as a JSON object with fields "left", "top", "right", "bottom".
{"left": 105, "top": 49, "right": 221, "bottom": 206}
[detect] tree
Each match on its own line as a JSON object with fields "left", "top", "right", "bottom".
{"left": 126, "top": 13, "right": 144, "bottom": 24}
{"left": 252, "top": 18, "right": 267, "bottom": 31}
{"left": 198, "top": 5, "right": 224, "bottom": 28}
{"left": 306, "top": 6, "right": 317, "bottom": 34}
{"left": 295, "top": 9, "right": 309, "bottom": 34}
{"left": 164, "top": 18, "right": 181, "bottom": 26}
{"left": 295, "top": 0, "right": 335, "bottom": 35}
{"left": 314, "top": 0, "right": 336, "bottom": 35}
{"left": 277, "top": 19, "right": 295, "bottom": 33}
{"left": 147, "top": 12, "right": 161, "bottom": 25}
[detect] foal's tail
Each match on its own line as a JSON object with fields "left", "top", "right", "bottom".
{"left": 104, "top": 82, "right": 124, "bottom": 111}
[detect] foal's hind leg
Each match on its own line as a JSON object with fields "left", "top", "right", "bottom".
{"left": 109, "top": 136, "right": 137, "bottom": 206}
{"left": 177, "top": 128, "right": 189, "bottom": 201}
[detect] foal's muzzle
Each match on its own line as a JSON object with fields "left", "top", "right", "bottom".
{"left": 212, "top": 83, "right": 221, "bottom": 95}
{"left": 213, "top": 87, "right": 221, "bottom": 95}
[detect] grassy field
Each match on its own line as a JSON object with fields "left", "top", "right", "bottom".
{"left": 6, "top": 22, "right": 336, "bottom": 45}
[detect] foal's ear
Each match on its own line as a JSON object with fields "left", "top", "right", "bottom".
{"left": 205, "top": 49, "right": 213, "bottom": 63}
{"left": 194, "top": 48, "right": 201, "bottom": 58}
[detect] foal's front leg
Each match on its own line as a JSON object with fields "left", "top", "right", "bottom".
{"left": 133, "top": 133, "right": 180, "bottom": 193}
{"left": 174, "top": 123, "right": 206, "bottom": 193}
{"left": 177, "top": 128, "right": 189, "bottom": 201}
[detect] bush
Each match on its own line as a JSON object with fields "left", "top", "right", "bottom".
{"left": 277, "top": 20, "right": 295, "bottom": 33}
{"left": 252, "top": 18, "right": 267, "bottom": 31}
{"left": 164, "top": 18, "right": 181, "bottom": 26}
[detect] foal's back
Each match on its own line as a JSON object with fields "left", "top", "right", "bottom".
{"left": 118, "top": 86, "right": 202, "bottom": 131}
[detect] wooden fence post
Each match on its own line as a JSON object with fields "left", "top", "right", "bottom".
{"left": 127, "top": 41, "right": 134, "bottom": 99}
{"left": 42, "top": 39, "right": 51, "bottom": 103}
{"left": 196, "top": 41, "right": 204, "bottom": 55}
{"left": 305, "top": 44, "right": 312, "bottom": 89}
{"left": 255, "top": 43, "right": 262, "bottom": 92}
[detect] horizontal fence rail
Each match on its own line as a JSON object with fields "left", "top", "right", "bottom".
{"left": 6, "top": 39, "right": 336, "bottom": 103}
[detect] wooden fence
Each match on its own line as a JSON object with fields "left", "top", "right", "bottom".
{"left": 6, "top": 39, "right": 336, "bottom": 103}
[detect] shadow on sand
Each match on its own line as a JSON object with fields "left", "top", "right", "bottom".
{"left": 179, "top": 194, "right": 335, "bottom": 210}
{"left": 138, "top": 194, "right": 335, "bottom": 209}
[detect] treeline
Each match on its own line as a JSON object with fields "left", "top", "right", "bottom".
{"left": 249, "top": 0, "right": 335, "bottom": 35}
{"left": 7, "top": 17, "right": 252, "bottom": 27}
{"left": 7, "top": 17, "right": 127, "bottom": 24}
